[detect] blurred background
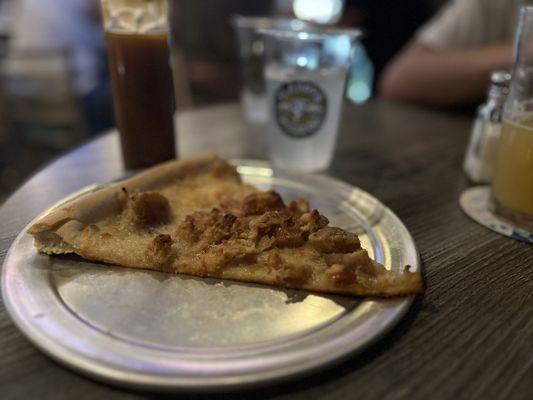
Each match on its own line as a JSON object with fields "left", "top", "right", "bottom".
{"left": 0, "top": 0, "right": 445, "bottom": 203}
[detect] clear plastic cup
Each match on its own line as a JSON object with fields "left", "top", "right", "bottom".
{"left": 260, "top": 27, "right": 361, "bottom": 172}
{"left": 232, "top": 17, "right": 312, "bottom": 127}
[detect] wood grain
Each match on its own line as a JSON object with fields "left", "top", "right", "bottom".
{"left": 1, "top": 101, "right": 532, "bottom": 400}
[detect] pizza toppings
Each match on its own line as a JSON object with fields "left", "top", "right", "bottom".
{"left": 175, "top": 192, "right": 331, "bottom": 254}
{"left": 308, "top": 227, "right": 361, "bottom": 253}
{"left": 298, "top": 209, "right": 329, "bottom": 235}
{"left": 178, "top": 210, "right": 238, "bottom": 246}
{"left": 276, "top": 260, "right": 311, "bottom": 285}
{"left": 169, "top": 191, "right": 384, "bottom": 290}
{"left": 146, "top": 234, "right": 175, "bottom": 269}
{"left": 325, "top": 264, "right": 358, "bottom": 286}
{"left": 251, "top": 210, "right": 304, "bottom": 249}
{"left": 323, "top": 249, "right": 372, "bottom": 270}
{"left": 215, "top": 239, "right": 258, "bottom": 266}
{"left": 129, "top": 191, "right": 171, "bottom": 227}
{"left": 150, "top": 233, "right": 173, "bottom": 252}
{"left": 241, "top": 190, "right": 285, "bottom": 216}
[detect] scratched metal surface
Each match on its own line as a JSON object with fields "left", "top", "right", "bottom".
{"left": 2, "top": 160, "right": 418, "bottom": 392}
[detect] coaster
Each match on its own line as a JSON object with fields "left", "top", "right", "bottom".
{"left": 459, "top": 186, "right": 533, "bottom": 244}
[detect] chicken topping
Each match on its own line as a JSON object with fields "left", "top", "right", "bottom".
{"left": 323, "top": 249, "right": 378, "bottom": 285}
{"left": 241, "top": 190, "right": 285, "bottom": 216}
{"left": 129, "top": 191, "right": 171, "bottom": 227}
{"left": 266, "top": 250, "right": 310, "bottom": 284}
{"left": 176, "top": 191, "right": 329, "bottom": 255}
{"left": 173, "top": 190, "right": 374, "bottom": 287}
{"left": 146, "top": 234, "right": 175, "bottom": 269}
{"left": 309, "top": 227, "right": 361, "bottom": 253}
{"left": 325, "top": 264, "right": 357, "bottom": 286}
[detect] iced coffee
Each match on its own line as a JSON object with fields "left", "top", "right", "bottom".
{"left": 101, "top": 0, "right": 175, "bottom": 169}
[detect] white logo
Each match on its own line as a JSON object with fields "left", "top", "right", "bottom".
{"left": 275, "top": 81, "right": 327, "bottom": 138}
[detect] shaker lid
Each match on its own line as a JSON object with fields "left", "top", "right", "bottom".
{"left": 490, "top": 71, "right": 511, "bottom": 87}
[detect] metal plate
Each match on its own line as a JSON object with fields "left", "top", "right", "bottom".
{"left": 2, "top": 160, "right": 420, "bottom": 392}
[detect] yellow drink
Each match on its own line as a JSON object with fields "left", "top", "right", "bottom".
{"left": 491, "top": 118, "right": 533, "bottom": 225}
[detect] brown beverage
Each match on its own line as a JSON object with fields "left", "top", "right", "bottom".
{"left": 106, "top": 32, "right": 176, "bottom": 169}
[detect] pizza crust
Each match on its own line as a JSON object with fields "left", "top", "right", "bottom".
{"left": 28, "top": 154, "right": 226, "bottom": 255}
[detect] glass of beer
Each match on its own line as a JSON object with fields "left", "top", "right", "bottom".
{"left": 101, "top": 0, "right": 176, "bottom": 169}
{"left": 491, "top": 6, "right": 533, "bottom": 230}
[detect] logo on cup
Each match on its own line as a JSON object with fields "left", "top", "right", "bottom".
{"left": 275, "top": 81, "right": 327, "bottom": 138}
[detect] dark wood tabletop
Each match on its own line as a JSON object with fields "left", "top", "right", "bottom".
{"left": 1, "top": 101, "right": 531, "bottom": 400}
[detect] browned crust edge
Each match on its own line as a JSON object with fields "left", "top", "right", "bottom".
{"left": 28, "top": 154, "right": 221, "bottom": 236}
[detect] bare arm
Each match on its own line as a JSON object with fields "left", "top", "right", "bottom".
{"left": 378, "top": 42, "right": 513, "bottom": 106}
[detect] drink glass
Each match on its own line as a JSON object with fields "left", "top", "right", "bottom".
{"left": 232, "top": 17, "right": 312, "bottom": 126}
{"left": 491, "top": 6, "right": 533, "bottom": 230}
{"left": 260, "top": 27, "right": 361, "bottom": 172}
{"left": 101, "top": 0, "right": 176, "bottom": 169}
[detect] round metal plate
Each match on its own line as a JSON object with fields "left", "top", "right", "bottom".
{"left": 2, "top": 160, "right": 420, "bottom": 392}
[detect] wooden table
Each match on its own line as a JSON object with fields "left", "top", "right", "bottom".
{"left": 1, "top": 101, "right": 531, "bottom": 400}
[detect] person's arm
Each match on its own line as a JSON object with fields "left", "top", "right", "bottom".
{"left": 378, "top": 42, "right": 513, "bottom": 106}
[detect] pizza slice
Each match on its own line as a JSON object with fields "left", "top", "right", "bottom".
{"left": 28, "top": 154, "right": 423, "bottom": 297}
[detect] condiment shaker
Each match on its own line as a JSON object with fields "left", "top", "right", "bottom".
{"left": 463, "top": 71, "right": 511, "bottom": 183}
